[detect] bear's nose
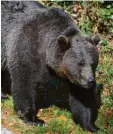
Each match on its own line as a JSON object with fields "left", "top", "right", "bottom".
{"left": 88, "top": 76, "right": 95, "bottom": 87}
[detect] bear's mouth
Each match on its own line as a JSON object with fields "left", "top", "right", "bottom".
{"left": 69, "top": 79, "right": 90, "bottom": 89}
{"left": 81, "top": 84, "right": 90, "bottom": 89}
{"left": 82, "top": 83, "right": 96, "bottom": 89}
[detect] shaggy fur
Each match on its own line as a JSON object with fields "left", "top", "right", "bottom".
{"left": 1, "top": 1, "right": 101, "bottom": 132}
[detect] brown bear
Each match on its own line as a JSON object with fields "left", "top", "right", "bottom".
{"left": 1, "top": 1, "right": 101, "bottom": 132}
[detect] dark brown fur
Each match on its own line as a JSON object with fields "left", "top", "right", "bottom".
{"left": 1, "top": 1, "right": 101, "bottom": 132}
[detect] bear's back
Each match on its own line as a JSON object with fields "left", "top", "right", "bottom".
{"left": 1, "top": 1, "right": 47, "bottom": 39}
{"left": 1, "top": 1, "right": 75, "bottom": 70}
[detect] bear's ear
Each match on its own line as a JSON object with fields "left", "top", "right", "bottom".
{"left": 57, "top": 35, "right": 70, "bottom": 51}
{"left": 92, "top": 34, "right": 100, "bottom": 45}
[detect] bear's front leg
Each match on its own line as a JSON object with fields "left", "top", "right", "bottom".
{"left": 69, "top": 93, "right": 99, "bottom": 132}
{"left": 9, "top": 63, "right": 45, "bottom": 126}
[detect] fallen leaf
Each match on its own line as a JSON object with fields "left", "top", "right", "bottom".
{"left": 58, "top": 115, "right": 67, "bottom": 121}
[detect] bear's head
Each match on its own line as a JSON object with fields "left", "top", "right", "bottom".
{"left": 46, "top": 27, "right": 100, "bottom": 89}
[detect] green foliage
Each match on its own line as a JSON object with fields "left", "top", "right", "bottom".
{"left": 51, "top": 106, "right": 72, "bottom": 118}
{"left": 78, "top": 2, "right": 113, "bottom": 35}
{"left": 102, "top": 40, "right": 108, "bottom": 46}
{"left": 78, "top": 16, "right": 93, "bottom": 35}
{"left": 104, "top": 96, "right": 112, "bottom": 107}
{"left": 2, "top": 96, "right": 14, "bottom": 110}
{"left": 110, "top": 115, "right": 113, "bottom": 127}
{"left": 47, "top": 118, "right": 71, "bottom": 134}
{"left": 99, "top": 7, "right": 113, "bottom": 34}
{"left": 43, "top": 1, "right": 113, "bottom": 35}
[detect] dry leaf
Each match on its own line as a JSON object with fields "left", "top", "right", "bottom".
{"left": 58, "top": 115, "right": 67, "bottom": 121}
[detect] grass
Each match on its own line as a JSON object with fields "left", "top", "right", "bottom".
{"left": 2, "top": 96, "right": 112, "bottom": 134}
{"left": 1, "top": 1, "right": 113, "bottom": 134}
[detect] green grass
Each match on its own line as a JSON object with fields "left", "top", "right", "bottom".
{"left": 1, "top": 90, "right": 113, "bottom": 134}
